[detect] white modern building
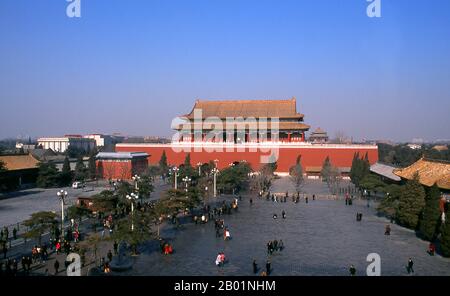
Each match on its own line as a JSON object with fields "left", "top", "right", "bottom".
{"left": 37, "top": 136, "right": 96, "bottom": 153}
{"left": 83, "top": 134, "right": 112, "bottom": 147}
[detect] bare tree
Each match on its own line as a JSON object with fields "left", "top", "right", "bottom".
{"left": 254, "top": 164, "right": 276, "bottom": 193}
{"left": 332, "top": 130, "right": 350, "bottom": 144}
{"left": 328, "top": 166, "right": 342, "bottom": 195}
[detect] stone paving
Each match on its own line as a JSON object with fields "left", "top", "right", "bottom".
{"left": 119, "top": 179, "right": 450, "bottom": 276}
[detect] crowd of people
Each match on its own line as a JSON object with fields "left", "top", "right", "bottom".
{"left": 267, "top": 239, "right": 284, "bottom": 255}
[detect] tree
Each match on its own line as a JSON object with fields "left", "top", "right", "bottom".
{"left": 419, "top": 184, "right": 442, "bottom": 241}
{"left": 321, "top": 156, "right": 332, "bottom": 184}
{"left": 59, "top": 156, "right": 72, "bottom": 186}
{"left": 111, "top": 211, "right": 155, "bottom": 255}
{"left": 289, "top": 155, "right": 304, "bottom": 193}
{"left": 440, "top": 216, "right": 450, "bottom": 257}
{"left": 396, "top": 173, "right": 426, "bottom": 229}
{"left": 377, "top": 184, "right": 402, "bottom": 219}
{"left": 23, "top": 211, "right": 57, "bottom": 245}
{"left": 349, "top": 153, "right": 370, "bottom": 188}
{"left": 67, "top": 205, "right": 92, "bottom": 224}
{"left": 74, "top": 157, "right": 88, "bottom": 182}
{"left": 88, "top": 152, "right": 97, "bottom": 180}
{"left": 66, "top": 146, "right": 85, "bottom": 159}
{"left": 359, "top": 175, "right": 386, "bottom": 195}
{"left": 137, "top": 175, "right": 154, "bottom": 199}
{"left": 159, "top": 150, "right": 169, "bottom": 176}
{"left": 36, "top": 162, "right": 60, "bottom": 188}
{"left": 146, "top": 165, "right": 161, "bottom": 181}
{"left": 91, "top": 190, "right": 119, "bottom": 214}
{"left": 254, "top": 163, "right": 275, "bottom": 193}
{"left": 217, "top": 162, "right": 252, "bottom": 194}
{"left": 328, "top": 166, "right": 341, "bottom": 194}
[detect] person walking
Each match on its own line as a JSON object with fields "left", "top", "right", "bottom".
{"left": 406, "top": 258, "right": 414, "bottom": 274}
{"left": 349, "top": 265, "right": 356, "bottom": 276}
{"left": 282, "top": 210, "right": 286, "bottom": 219}
{"left": 253, "top": 259, "right": 258, "bottom": 274}
{"left": 107, "top": 250, "right": 113, "bottom": 262}
{"left": 54, "top": 259, "right": 60, "bottom": 275}
{"left": 385, "top": 224, "right": 391, "bottom": 235}
{"left": 113, "top": 241, "right": 118, "bottom": 255}
{"left": 13, "top": 228, "right": 17, "bottom": 241}
{"left": 266, "top": 260, "right": 271, "bottom": 275}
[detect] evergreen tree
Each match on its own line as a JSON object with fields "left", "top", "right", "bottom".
{"left": 159, "top": 150, "right": 168, "bottom": 175}
{"left": 180, "top": 153, "right": 194, "bottom": 177}
{"left": 88, "top": 153, "right": 97, "bottom": 180}
{"left": 74, "top": 157, "right": 87, "bottom": 182}
{"left": 37, "top": 162, "right": 60, "bottom": 188}
{"left": 440, "top": 215, "right": 450, "bottom": 257}
{"left": 321, "top": 156, "right": 332, "bottom": 184}
{"left": 419, "top": 183, "right": 442, "bottom": 241}
{"left": 350, "top": 152, "right": 358, "bottom": 183}
{"left": 289, "top": 155, "right": 304, "bottom": 193}
{"left": 184, "top": 153, "right": 191, "bottom": 167}
{"left": 362, "top": 152, "right": 370, "bottom": 178}
{"left": 59, "top": 156, "right": 72, "bottom": 186}
{"left": 396, "top": 172, "right": 426, "bottom": 229}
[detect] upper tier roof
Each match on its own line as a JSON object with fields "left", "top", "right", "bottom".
{"left": 182, "top": 98, "right": 305, "bottom": 119}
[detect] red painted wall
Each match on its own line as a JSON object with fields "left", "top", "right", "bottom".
{"left": 116, "top": 144, "right": 378, "bottom": 173}
{"left": 96, "top": 158, "right": 148, "bottom": 180}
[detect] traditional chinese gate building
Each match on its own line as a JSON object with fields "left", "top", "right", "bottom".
{"left": 116, "top": 98, "right": 378, "bottom": 174}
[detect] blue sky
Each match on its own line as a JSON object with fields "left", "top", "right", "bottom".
{"left": 0, "top": 0, "right": 449, "bottom": 142}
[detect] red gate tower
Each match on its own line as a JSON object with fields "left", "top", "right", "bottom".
{"left": 175, "top": 98, "right": 310, "bottom": 144}
{"left": 116, "top": 98, "right": 378, "bottom": 175}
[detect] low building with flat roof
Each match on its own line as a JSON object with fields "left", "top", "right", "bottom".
{"left": 96, "top": 152, "right": 149, "bottom": 180}
{"left": 38, "top": 136, "right": 96, "bottom": 153}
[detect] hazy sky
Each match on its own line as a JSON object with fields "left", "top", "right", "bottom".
{"left": 1, "top": 0, "right": 449, "bottom": 142}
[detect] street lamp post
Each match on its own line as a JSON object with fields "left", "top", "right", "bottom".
{"left": 132, "top": 175, "right": 141, "bottom": 192}
{"left": 172, "top": 167, "right": 179, "bottom": 190}
{"left": 197, "top": 162, "right": 202, "bottom": 176}
{"left": 126, "top": 193, "right": 139, "bottom": 231}
{"left": 182, "top": 176, "right": 191, "bottom": 193}
{"left": 212, "top": 168, "right": 219, "bottom": 198}
{"left": 132, "top": 174, "right": 141, "bottom": 202}
{"left": 56, "top": 190, "right": 68, "bottom": 236}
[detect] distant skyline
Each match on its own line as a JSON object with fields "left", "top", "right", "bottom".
{"left": 1, "top": 0, "right": 449, "bottom": 142}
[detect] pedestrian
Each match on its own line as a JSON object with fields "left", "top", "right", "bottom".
{"left": 253, "top": 259, "right": 258, "bottom": 274}
{"left": 113, "top": 241, "right": 118, "bottom": 255}
{"left": 313, "top": 194, "right": 315, "bottom": 201}
{"left": 2, "top": 241, "right": 7, "bottom": 259}
{"left": 54, "top": 259, "right": 60, "bottom": 275}
{"left": 266, "top": 260, "right": 271, "bottom": 275}
{"left": 428, "top": 243, "right": 436, "bottom": 256}
{"left": 250, "top": 198, "right": 253, "bottom": 206}
{"left": 279, "top": 240, "right": 284, "bottom": 251}
{"left": 282, "top": 210, "right": 286, "bottom": 219}
{"left": 26, "top": 256, "right": 31, "bottom": 273}
{"left": 406, "top": 258, "right": 414, "bottom": 274}
{"left": 305, "top": 196, "right": 309, "bottom": 203}
{"left": 349, "top": 265, "right": 356, "bottom": 276}
{"left": 107, "top": 250, "right": 113, "bottom": 262}
{"left": 13, "top": 228, "right": 17, "bottom": 240}
{"left": 21, "top": 256, "right": 26, "bottom": 273}
{"left": 385, "top": 224, "right": 391, "bottom": 235}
